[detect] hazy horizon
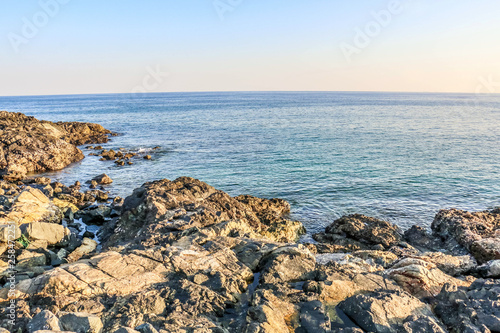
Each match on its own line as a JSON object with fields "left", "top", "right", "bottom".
{"left": 1, "top": 0, "right": 500, "bottom": 96}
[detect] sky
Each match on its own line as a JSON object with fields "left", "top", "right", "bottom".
{"left": 0, "top": 0, "right": 499, "bottom": 96}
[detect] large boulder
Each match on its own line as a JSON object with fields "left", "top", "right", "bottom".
{"left": 0, "top": 187, "right": 63, "bottom": 226}
{"left": 105, "top": 177, "right": 305, "bottom": 247}
{"left": 432, "top": 208, "right": 500, "bottom": 263}
{"left": 435, "top": 279, "right": 500, "bottom": 333}
{"left": 0, "top": 111, "right": 112, "bottom": 180}
{"left": 338, "top": 290, "right": 446, "bottom": 333}
{"left": 314, "top": 214, "right": 402, "bottom": 249}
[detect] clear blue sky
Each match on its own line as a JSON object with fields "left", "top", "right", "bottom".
{"left": 1, "top": 0, "right": 499, "bottom": 95}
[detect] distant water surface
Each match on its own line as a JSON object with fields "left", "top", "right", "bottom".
{"left": 1, "top": 92, "right": 499, "bottom": 233}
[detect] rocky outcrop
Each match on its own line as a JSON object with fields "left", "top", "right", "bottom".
{"left": 313, "top": 214, "right": 403, "bottom": 250}
{"left": 435, "top": 279, "right": 500, "bottom": 333}
{"left": 432, "top": 208, "right": 500, "bottom": 263}
{"left": 338, "top": 290, "right": 446, "bottom": 333}
{"left": 0, "top": 170, "right": 497, "bottom": 332}
{"left": 105, "top": 177, "right": 305, "bottom": 247}
{"left": 0, "top": 111, "right": 113, "bottom": 181}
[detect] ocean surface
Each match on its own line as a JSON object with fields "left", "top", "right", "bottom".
{"left": 1, "top": 92, "right": 499, "bottom": 233}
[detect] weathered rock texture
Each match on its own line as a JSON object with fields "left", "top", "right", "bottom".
{"left": 0, "top": 111, "right": 113, "bottom": 181}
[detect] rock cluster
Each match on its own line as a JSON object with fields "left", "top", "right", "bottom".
{"left": 0, "top": 111, "right": 113, "bottom": 181}
{"left": 86, "top": 146, "right": 160, "bottom": 166}
{"left": 0, "top": 175, "right": 497, "bottom": 333}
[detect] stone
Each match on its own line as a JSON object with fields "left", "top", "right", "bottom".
{"left": 0, "top": 224, "right": 22, "bottom": 242}
{"left": 66, "top": 238, "right": 98, "bottom": 262}
{"left": 0, "top": 111, "right": 112, "bottom": 180}
{"left": 259, "top": 245, "right": 316, "bottom": 284}
{"left": 91, "top": 174, "right": 113, "bottom": 185}
{"left": 27, "top": 310, "right": 62, "bottom": 333}
{"left": 135, "top": 323, "right": 158, "bottom": 333}
{"left": 338, "top": 290, "right": 444, "bottom": 333}
{"left": 413, "top": 252, "right": 477, "bottom": 276}
{"left": 17, "top": 250, "right": 47, "bottom": 268}
{"left": 0, "top": 187, "right": 63, "bottom": 225}
{"left": 435, "top": 279, "right": 500, "bottom": 333}
{"left": 112, "top": 328, "right": 140, "bottom": 333}
{"left": 58, "top": 312, "right": 103, "bottom": 333}
{"left": 386, "top": 257, "right": 469, "bottom": 299}
{"left": 477, "top": 260, "right": 500, "bottom": 278}
{"left": 432, "top": 208, "right": 500, "bottom": 263}
{"left": 317, "top": 214, "right": 402, "bottom": 249}
{"left": 21, "top": 222, "right": 70, "bottom": 246}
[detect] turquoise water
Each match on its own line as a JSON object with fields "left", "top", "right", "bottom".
{"left": 1, "top": 92, "right": 499, "bottom": 232}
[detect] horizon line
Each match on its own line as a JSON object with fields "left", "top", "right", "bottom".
{"left": 0, "top": 90, "right": 499, "bottom": 98}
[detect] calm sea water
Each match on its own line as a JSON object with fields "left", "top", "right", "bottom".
{"left": 1, "top": 92, "right": 499, "bottom": 233}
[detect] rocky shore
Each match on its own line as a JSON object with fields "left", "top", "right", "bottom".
{"left": 0, "top": 111, "right": 498, "bottom": 333}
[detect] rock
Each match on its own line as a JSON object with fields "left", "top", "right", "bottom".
{"left": 259, "top": 245, "right": 316, "bottom": 284}
{"left": 76, "top": 205, "right": 111, "bottom": 225}
{"left": 27, "top": 310, "right": 62, "bottom": 333}
{"left": 0, "top": 187, "right": 63, "bottom": 225}
{"left": 17, "top": 250, "right": 47, "bottom": 268}
{"left": 112, "top": 328, "right": 140, "bottom": 333}
{"left": 91, "top": 174, "right": 113, "bottom": 185}
{"left": 143, "top": 155, "right": 151, "bottom": 160}
{"left": 34, "top": 177, "right": 52, "bottom": 186}
{"left": 432, "top": 208, "right": 500, "bottom": 263}
{"left": 316, "top": 214, "right": 402, "bottom": 249}
{"left": 386, "top": 257, "right": 469, "bottom": 299}
{"left": 21, "top": 222, "right": 70, "bottom": 246}
{"left": 351, "top": 250, "right": 399, "bottom": 268}
{"left": 402, "top": 315, "right": 447, "bottom": 333}
{"left": 106, "top": 177, "right": 305, "bottom": 247}
{"left": 66, "top": 238, "right": 98, "bottom": 262}
{"left": 58, "top": 312, "right": 103, "bottom": 333}
{"left": 0, "top": 111, "right": 112, "bottom": 180}
{"left": 477, "top": 260, "right": 500, "bottom": 278}
{"left": 0, "top": 224, "right": 22, "bottom": 242}
{"left": 412, "top": 252, "right": 477, "bottom": 276}
{"left": 135, "top": 323, "right": 158, "bottom": 333}
{"left": 435, "top": 279, "right": 500, "bottom": 333}
{"left": 338, "top": 290, "right": 445, "bottom": 333}
{"left": 299, "top": 300, "right": 331, "bottom": 333}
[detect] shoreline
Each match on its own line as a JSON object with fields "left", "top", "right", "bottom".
{"left": 0, "top": 111, "right": 498, "bottom": 332}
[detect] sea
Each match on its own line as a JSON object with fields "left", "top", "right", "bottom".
{"left": 1, "top": 92, "right": 499, "bottom": 234}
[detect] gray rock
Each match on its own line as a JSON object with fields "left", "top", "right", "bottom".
{"left": 477, "top": 260, "right": 500, "bottom": 278}
{"left": 135, "top": 323, "right": 158, "bottom": 333}
{"left": 435, "top": 279, "right": 500, "bottom": 333}
{"left": 112, "top": 328, "right": 140, "bottom": 333}
{"left": 299, "top": 300, "right": 331, "bottom": 333}
{"left": 59, "top": 312, "right": 103, "bottom": 333}
{"left": 0, "top": 224, "right": 21, "bottom": 243}
{"left": 338, "top": 290, "right": 443, "bottom": 333}
{"left": 28, "top": 310, "right": 62, "bottom": 333}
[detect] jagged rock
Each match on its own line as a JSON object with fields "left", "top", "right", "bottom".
{"left": 66, "top": 238, "right": 98, "bottom": 262}
{"left": 105, "top": 177, "right": 305, "bottom": 247}
{"left": 314, "top": 214, "right": 402, "bottom": 249}
{"left": 0, "top": 187, "right": 63, "bottom": 225}
{"left": 21, "top": 222, "right": 70, "bottom": 246}
{"left": 0, "top": 224, "right": 21, "bottom": 242}
{"left": 17, "top": 250, "right": 47, "bottom": 269}
{"left": 477, "top": 260, "right": 500, "bottom": 278}
{"left": 338, "top": 290, "right": 446, "bottom": 333}
{"left": 27, "top": 310, "right": 62, "bottom": 333}
{"left": 351, "top": 250, "right": 399, "bottom": 268}
{"left": 411, "top": 252, "right": 477, "bottom": 276}
{"left": 299, "top": 300, "right": 331, "bottom": 333}
{"left": 432, "top": 209, "right": 500, "bottom": 263}
{"left": 259, "top": 245, "right": 316, "bottom": 284}
{"left": 135, "top": 323, "right": 158, "bottom": 333}
{"left": 435, "top": 279, "right": 500, "bottom": 333}
{"left": 386, "top": 257, "right": 469, "bottom": 299}
{"left": 91, "top": 174, "right": 113, "bottom": 185}
{"left": 0, "top": 111, "right": 112, "bottom": 180}
{"left": 112, "top": 328, "right": 140, "bottom": 333}
{"left": 58, "top": 311, "right": 103, "bottom": 333}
